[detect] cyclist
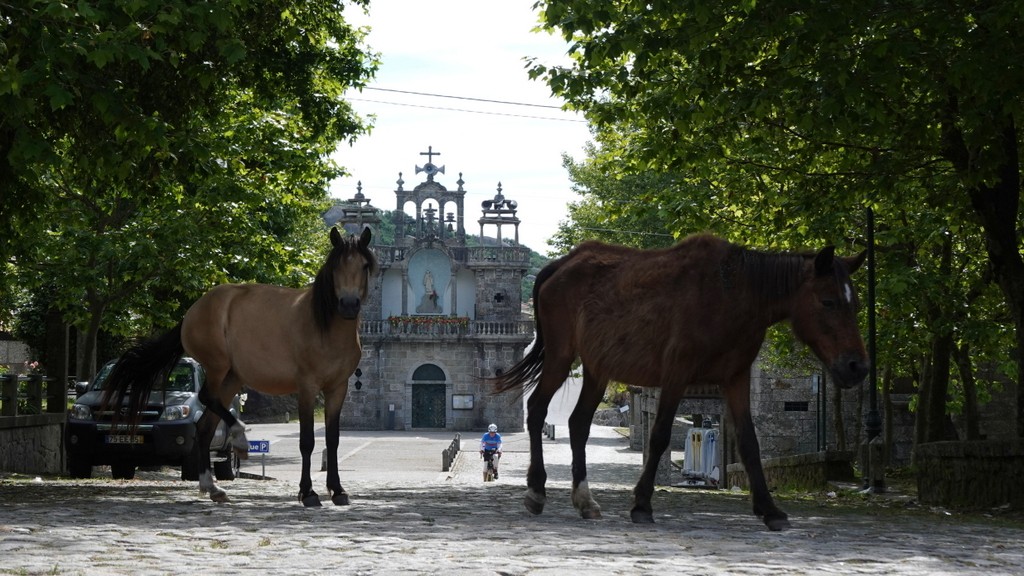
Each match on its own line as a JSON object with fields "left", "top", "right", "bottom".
{"left": 480, "top": 423, "right": 503, "bottom": 479}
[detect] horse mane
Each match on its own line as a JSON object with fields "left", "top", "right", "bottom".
{"left": 729, "top": 244, "right": 856, "bottom": 309}
{"left": 732, "top": 247, "right": 804, "bottom": 303}
{"left": 311, "top": 233, "right": 378, "bottom": 334}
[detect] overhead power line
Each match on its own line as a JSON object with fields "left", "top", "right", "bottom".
{"left": 346, "top": 97, "right": 587, "bottom": 123}
{"left": 577, "top": 226, "right": 675, "bottom": 238}
{"left": 362, "top": 86, "right": 565, "bottom": 110}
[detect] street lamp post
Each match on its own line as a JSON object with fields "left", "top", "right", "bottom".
{"left": 864, "top": 207, "right": 885, "bottom": 492}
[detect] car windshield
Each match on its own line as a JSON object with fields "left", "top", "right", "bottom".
{"left": 90, "top": 361, "right": 197, "bottom": 393}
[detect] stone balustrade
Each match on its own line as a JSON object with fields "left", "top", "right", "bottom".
{"left": 361, "top": 318, "right": 534, "bottom": 339}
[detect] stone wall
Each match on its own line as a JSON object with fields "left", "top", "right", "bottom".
{"left": 726, "top": 451, "right": 856, "bottom": 491}
{"left": 0, "top": 415, "right": 65, "bottom": 475}
{"left": 748, "top": 366, "right": 825, "bottom": 457}
{"left": 0, "top": 338, "right": 32, "bottom": 372}
{"left": 915, "top": 440, "right": 1024, "bottom": 509}
{"left": 341, "top": 339, "right": 525, "bottom": 431}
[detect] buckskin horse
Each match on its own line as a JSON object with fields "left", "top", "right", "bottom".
{"left": 494, "top": 234, "right": 868, "bottom": 531}
{"left": 102, "top": 227, "right": 377, "bottom": 506}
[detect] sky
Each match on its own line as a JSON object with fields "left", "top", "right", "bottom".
{"left": 328, "top": 1, "right": 593, "bottom": 255}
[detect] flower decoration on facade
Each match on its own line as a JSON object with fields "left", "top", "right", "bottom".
{"left": 388, "top": 315, "right": 470, "bottom": 329}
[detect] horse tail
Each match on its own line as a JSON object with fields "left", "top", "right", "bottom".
{"left": 101, "top": 322, "right": 185, "bottom": 427}
{"left": 493, "top": 256, "right": 564, "bottom": 397}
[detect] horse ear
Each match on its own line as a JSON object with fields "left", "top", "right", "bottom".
{"left": 358, "top": 227, "right": 372, "bottom": 249}
{"left": 330, "top": 226, "right": 342, "bottom": 247}
{"left": 844, "top": 250, "right": 867, "bottom": 274}
{"left": 814, "top": 246, "right": 836, "bottom": 277}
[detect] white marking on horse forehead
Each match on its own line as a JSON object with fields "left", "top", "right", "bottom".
{"left": 843, "top": 282, "right": 853, "bottom": 304}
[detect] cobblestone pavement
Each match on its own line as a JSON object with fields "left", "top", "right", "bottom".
{"left": 2, "top": 426, "right": 1024, "bottom": 575}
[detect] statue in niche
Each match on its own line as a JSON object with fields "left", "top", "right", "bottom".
{"left": 416, "top": 269, "right": 442, "bottom": 313}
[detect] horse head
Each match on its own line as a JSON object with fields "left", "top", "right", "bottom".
{"left": 789, "top": 246, "right": 869, "bottom": 389}
{"left": 328, "top": 226, "right": 376, "bottom": 319}
{"left": 312, "top": 227, "right": 377, "bottom": 330}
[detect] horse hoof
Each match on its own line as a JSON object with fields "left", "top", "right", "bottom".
{"left": 331, "top": 492, "right": 350, "bottom": 506}
{"left": 523, "top": 491, "right": 546, "bottom": 516}
{"left": 630, "top": 508, "right": 655, "bottom": 524}
{"left": 229, "top": 421, "right": 250, "bottom": 459}
{"left": 580, "top": 508, "right": 602, "bottom": 520}
{"left": 301, "top": 491, "right": 322, "bottom": 507}
{"left": 765, "top": 516, "right": 791, "bottom": 531}
{"left": 210, "top": 489, "right": 229, "bottom": 503}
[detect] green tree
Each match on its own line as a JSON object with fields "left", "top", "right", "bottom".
{"left": 530, "top": 0, "right": 1024, "bottom": 438}
{"left": 2, "top": 0, "right": 378, "bottom": 377}
{"left": 550, "top": 146, "right": 676, "bottom": 254}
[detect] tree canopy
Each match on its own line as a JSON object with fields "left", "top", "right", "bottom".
{"left": 531, "top": 0, "right": 1024, "bottom": 439}
{"left": 1, "top": 0, "right": 378, "bottom": 376}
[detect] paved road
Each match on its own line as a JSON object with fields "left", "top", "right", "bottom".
{"left": 2, "top": 422, "right": 1024, "bottom": 575}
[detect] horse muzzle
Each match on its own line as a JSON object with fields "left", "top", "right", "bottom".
{"left": 830, "top": 352, "right": 870, "bottom": 389}
{"left": 337, "top": 296, "right": 361, "bottom": 320}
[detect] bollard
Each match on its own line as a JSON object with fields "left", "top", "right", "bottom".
{"left": 441, "top": 433, "right": 461, "bottom": 472}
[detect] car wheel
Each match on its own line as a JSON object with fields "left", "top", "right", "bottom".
{"left": 214, "top": 451, "right": 239, "bottom": 481}
{"left": 67, "top": 456, "right": 93, "bottom": 479}
{"left": 110, "top": 462, "right": 136, "bottom": 480}
{"left": 181, "top": 442, "right": 201, "bottom": 481}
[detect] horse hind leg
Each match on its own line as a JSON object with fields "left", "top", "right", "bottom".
{"left": 523, "top": 356, "right": 573, "bottom": 515}
{"left": 523, "top": 387, "right": 551, "bottom": 515}
{"left": 569, "top": 367, "right": 606, "bottom": 519}
{"left": 195, "top": 411, "right": 228, "bottom": 503}
{"left": 200, "top": 384, "right": 249, "bottom": 461}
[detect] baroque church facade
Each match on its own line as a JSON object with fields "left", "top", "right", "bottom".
{"left": 325, "top": 148, "right": 533, "bottom": 432}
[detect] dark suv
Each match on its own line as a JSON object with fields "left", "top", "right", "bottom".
{"left": 65, "top": 357, "right": 242, "bottom": 481}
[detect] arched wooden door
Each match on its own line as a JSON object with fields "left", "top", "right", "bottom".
{"left": 411, "top": 363, "right": 446, "bottom": 428}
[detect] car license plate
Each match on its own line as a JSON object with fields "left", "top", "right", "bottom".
{"left": 106, "top": 435, "right": 144, "bottom": 445}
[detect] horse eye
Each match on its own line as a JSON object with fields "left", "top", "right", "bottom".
{"left": 821, "top": 299, "right": 836, "bottom": 309}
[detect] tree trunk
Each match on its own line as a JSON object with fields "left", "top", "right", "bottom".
{"left": 952, "top": 342, "right": 980, "bottom": 440}
{"left": 943, "top": 112, "right": 1023, "bottom": 439}
{"left": 923, "top": 236, "right": 954, "bottom": 443}
{"left": 926, "top": 332, "right": 954, "bottom": 442}
{"left": 915, "top": 352, "right": 932, "bottom": 447}
{"left": 79, "top": 299, "right": 106, "bottom": 380}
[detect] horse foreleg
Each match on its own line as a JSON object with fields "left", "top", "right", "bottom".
{"left": 725, "top": 379, "right": 789, "bottom": 531}
{"left": 630, "top": 389, "right": 681, "bottom": 524}
{"left": 195, "top": 411, "right": 228, "bottom": 503}
{"left": 323, "top": 390, "right": 349, "bottom": 506}
{"left": 297, "top": 392, "right": 321, "bottom": 507}
{"left": 569, "top": 368, "right": 606, "bottom": 519}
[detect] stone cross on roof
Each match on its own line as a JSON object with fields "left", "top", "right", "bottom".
{"left": 420, "top": 146, "right": 440, "bottom": 163}
{"left": 415, "top": 145, "right": 445, "bottom": 181}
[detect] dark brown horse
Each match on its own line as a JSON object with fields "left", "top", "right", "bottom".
{"left": 494, "top": 234, "right": 868, "bottom": 531}
{"left": 103, "top": 227, "right": 376, "bottom": 506}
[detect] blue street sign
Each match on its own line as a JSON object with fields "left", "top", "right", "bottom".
{"left": 248, "top": 440, "right": 270, "bottom": 454}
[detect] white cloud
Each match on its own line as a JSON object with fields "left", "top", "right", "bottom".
{"left": 329, "top": 0, "right": 591, "bottom": 255}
